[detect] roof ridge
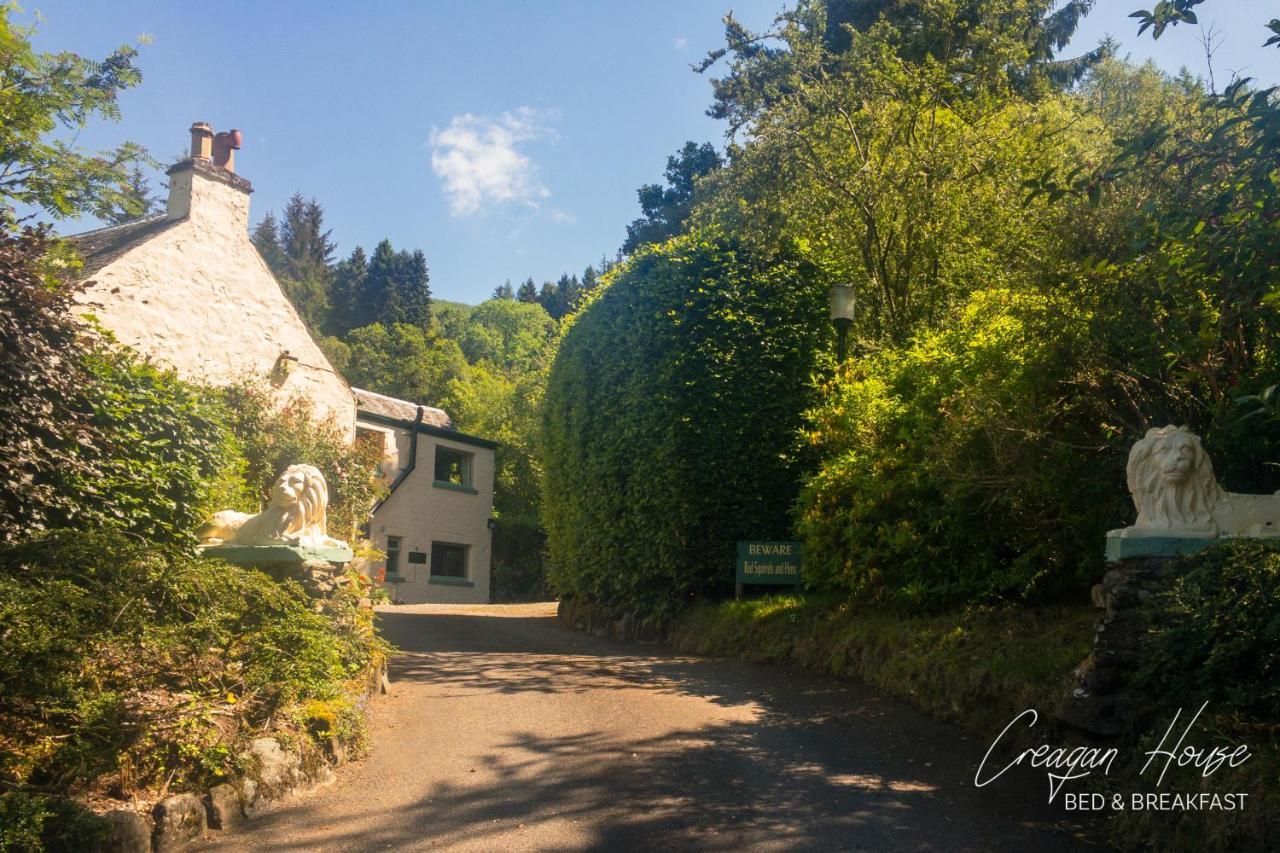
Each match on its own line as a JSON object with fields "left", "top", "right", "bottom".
{"left": 352, "top": 386, "right": 448, "bottom": 413}
{"left": 65, "top": 212, "right": 168, "bottom": 241}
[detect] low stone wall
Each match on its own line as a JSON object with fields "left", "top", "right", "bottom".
{"left": 98, "top": 734, "right": 334, "bottom": 852}
{"left": 98, "top": 658, "right": 388, "bottom": 853}
{"left": 1057, "top": 555, "right": 1184, "bottom": 737}
{"left": 556, "top": 596, "right": 668, "bottom": 644}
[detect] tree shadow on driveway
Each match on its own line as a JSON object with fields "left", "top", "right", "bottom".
{"left": 209, "top": 606, "right": 1102, "bottom": 852}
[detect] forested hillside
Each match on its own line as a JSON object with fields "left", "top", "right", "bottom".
{"left": 249, "top": 199, "right": 608, "bottom": 597}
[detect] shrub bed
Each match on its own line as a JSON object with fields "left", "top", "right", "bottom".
{"left": 0, "top": 531, "right": 390, "bottom": 850}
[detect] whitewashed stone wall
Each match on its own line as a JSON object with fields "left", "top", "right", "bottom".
{"left": 76, "top": 167, "right": 355, "bottom": 435}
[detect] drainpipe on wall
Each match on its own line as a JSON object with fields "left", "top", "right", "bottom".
{"left": 370, "top": 405, "right": 424, "bottom": 517}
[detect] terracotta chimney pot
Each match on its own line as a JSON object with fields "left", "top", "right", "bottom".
{"left": 189, "top": 122, "right": 214, "bottom": 160}
{"left": 212, "top": 129, "right": 242, "bottom": 172}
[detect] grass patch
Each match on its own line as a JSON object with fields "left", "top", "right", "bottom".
{"left": 670, "top": 593, "right": 1095, "bottom": 738}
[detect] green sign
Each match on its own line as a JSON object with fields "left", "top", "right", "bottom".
{"left": 736, "top": 540, "right": 802, "bottom": 585}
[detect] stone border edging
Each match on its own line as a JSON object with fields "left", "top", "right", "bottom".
{"left": 97, "top": 662, "right": 388, "bottom": 853}
{"left": 556, "top": 597, "right": 668, "bottom": 644}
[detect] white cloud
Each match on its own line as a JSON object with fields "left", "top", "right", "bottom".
{"left": 429, "top": 107, "right": 555, "bottom": 217}
{"left": 673, "top": 35, "right": 688, "bottom": 50}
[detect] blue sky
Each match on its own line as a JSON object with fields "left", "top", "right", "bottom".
{"left": 22, "top": 1, "right": 1280, "bottom": 305}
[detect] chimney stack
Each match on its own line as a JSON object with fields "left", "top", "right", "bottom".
{"left": 167, "top": 121, "right": 253, "bottom": 225}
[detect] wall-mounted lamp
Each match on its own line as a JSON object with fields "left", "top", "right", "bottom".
{"left": 270, "top": 351, "right": 299, "bottom": 387}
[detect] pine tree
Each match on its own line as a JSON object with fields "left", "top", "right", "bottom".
{"left": 516, "top": 277, "right": 538, "bottom": 303}
{"left": 561, "top": 273, "right": 582, "bottom": 314}
{"left": 396, "top": 249, "right": 432, "bottom": 328}
{"left": 329, "top": 246, "right": 368, "bottom": 335}
{"left": 279, "top": 193, "right": 337, "bottom": 282}
{"left": 251, "top": 213, "right": 287, "bottom": 277}
{"left": 537, "top": 280, "right": 558, "bottom": 315}
{"left": 358, "top": 239, "right": 432, "bottom": 329}
{"left": 493, "top": 279, "right": 515, "bottom": 300}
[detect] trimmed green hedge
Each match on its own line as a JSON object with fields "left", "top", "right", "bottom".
{"left": 541, "top": 230, "right": 827, "bottom": 617}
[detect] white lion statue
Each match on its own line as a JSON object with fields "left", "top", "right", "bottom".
{"left": 1113, "top": 425, "right": 1280, "bottom": 539}
{"left": 198, "top": 464, "right": 347, "bottom": 549}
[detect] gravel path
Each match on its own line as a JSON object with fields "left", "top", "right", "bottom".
{"left": 202, "top": 602, "right": 1099, "bottom": 851}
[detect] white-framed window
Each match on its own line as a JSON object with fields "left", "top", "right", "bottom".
{"left": 430, "top": 542, "right": 468, "bottom": 579}
{"left": 434, "top": 446, "right": 473, "bottom": 486}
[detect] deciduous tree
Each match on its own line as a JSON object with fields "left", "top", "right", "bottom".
{"left": 0, "top": 8, "right": 152, "bottom": 229}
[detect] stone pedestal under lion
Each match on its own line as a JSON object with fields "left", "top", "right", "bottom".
{"left": 1063, "top": 426, "right": 1280, "bottom": 734}
{"left": 198, "top": 464, "right": 353, "bottom": 568}
{"left": 1105, "top": 425, "right": 1280, "bottom": 560}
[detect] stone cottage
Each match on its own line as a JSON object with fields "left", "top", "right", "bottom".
{"left": 69, "top": 121, "right": 495, "bottom": 603}
{"left": 71, "top": 122, "right": 354, "bottom": 430}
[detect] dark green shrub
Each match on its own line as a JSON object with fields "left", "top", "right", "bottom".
{"left": 0, "top": 228, "right": 101, "bottom": 543}
{"left": 541, "top": 230, "right": 827, "bottom": 618}
{"left": 491, "top": 517, "right": 548, "bottom": 602}
{"left": 0, "top": 792, "right": 107, "bottom": 853}
{"left": 0, "top": 531, "right": 387, "bottom": 798}
{"left": 1137, "top": 541, "right": 1280, "bottom": 719}
{"left": 68, "top": 347, "right": 242, "bottom": 547}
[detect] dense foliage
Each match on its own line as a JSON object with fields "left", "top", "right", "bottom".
{"left": 686, "top": 4, "right": 1280, "bottom": 610}
{"left": 0, "top": 532, "right": 388, "bottom": 810}
{"left": 0, "top": 7, "right": 152, "bottom": 229}
{"left": 542, "top": 231, "right": 827, "bottom": 617}
{"left": 69, "top": 347, "right": 239, "bottom": 547}
{"left": 0, "top": 229, "right": 100, "bottom": 541}
{"left": 1137, "top": 542, "right": 1280, "bottom": 719}
{"left": 796, "top": 288, "right": 1126, "bottom": 607}
{"left": 220, "top": 383, "right": 387, "bottom": 544}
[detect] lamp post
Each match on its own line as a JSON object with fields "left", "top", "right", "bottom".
{"left": 828, "top": 283, "right": 855, "bottom": 362}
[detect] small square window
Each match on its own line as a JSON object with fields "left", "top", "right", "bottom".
{"left": 430, "top": 542, "right": 468, "bottom": 578}
{"left": 434, "top": 446, "right": 473, "bottom": 486}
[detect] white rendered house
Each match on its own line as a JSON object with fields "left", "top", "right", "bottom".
{"left": 355, "top": 389, "right": 495, "bottom": 604}
{"left": 70, "top": 122, "right": 355, "bottom": 432}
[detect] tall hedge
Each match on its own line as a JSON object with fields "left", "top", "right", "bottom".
{"left": 541, "top": 231, "right": 826, "bottom": 617}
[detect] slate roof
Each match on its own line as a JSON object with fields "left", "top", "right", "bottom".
{"left": 353, "top": 387, "right": 454, "bottom": 430}
{"left": 67, "top": 214, "right": 181, "bottom": 279}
